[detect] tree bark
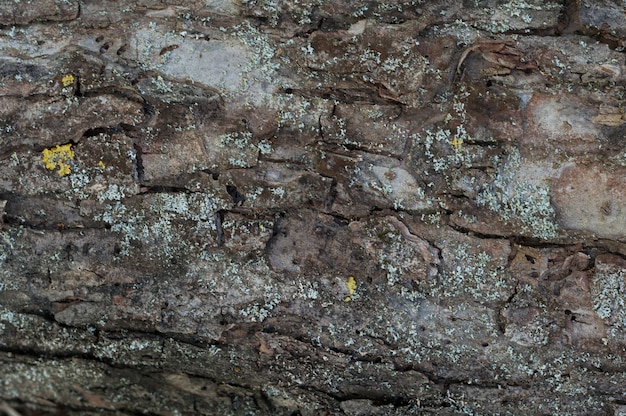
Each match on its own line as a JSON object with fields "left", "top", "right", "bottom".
{"left": 1, "top": 0, "right": 626, "bottom": 415}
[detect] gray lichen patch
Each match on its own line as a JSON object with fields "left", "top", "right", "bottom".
{"left": 474, "top": 0, "right": 562, "bottom": 33}
{"left": 591, "top": 255, "right": 626, "bottom": 342}
{"left": 93, "top": 191, "right": 220, "bottom": 260}
{"left": 476, "top": 148, "right": 559, "bottom": 240}
{"left": 416, "top": 227, "right": 514, "bottom": 304}
{"left": 126, "top": 19, "right": 280, "bottom": 107}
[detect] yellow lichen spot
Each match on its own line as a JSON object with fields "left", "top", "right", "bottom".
{"left": 344, "top": 276, "right": 357, "bottom": 302}
{"left": 61, "top": 74, "right": 75, "bottom": 87}
{"left": 97, "top": 160, "right": 106, "bottom": 170}
{"left": 42, "top": 144, "right": 75, "bottom": 176}
{"left": 451, "top": 136, "right": 463, "bottom": 152}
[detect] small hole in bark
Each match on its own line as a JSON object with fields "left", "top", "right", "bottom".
{"left": 486, "top": 80, "right": 493, "bottom": 87}
{"left": 285, "top": 88, "right": 293, "bottom": 94}
{"left": 95, "top": 35, "right": 104, "bottom": 42}
{"left": 99, "top": 42, "right": 111, "bottom": 54}
{"left": 226, "top": 185, "right": 245, "bottom": 205}
{"left": 600, "top": 200, "right": 612, "bottom": 216}
{"left": 201, "top": 169, "right": 220, "bottom": 180}
{"left": 525, "top": 255, "right": 536, "bottom": 264}
{"left": 482, "top": 342, "right": 489, "bottom": 347}
{"left": 117, "top": 44, "right": 128, "bottom": 55}
{"left": 565, "top": 309, "right": 571, "bottom": 315}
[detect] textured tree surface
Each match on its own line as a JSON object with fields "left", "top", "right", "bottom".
{"left": 1, "top": 0, "right": 626, "bottom": 415}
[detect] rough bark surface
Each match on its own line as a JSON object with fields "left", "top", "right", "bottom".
{"left": 1, "top": 0, "right": 626, "bottom": 415}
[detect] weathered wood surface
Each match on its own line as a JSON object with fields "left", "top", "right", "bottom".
{"left": 1, "top": 0, "right": 626, "bottom": 414}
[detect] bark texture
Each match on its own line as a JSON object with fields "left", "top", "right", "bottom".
{"left": 1, "top": 0, "right": 626, "bottom": 415}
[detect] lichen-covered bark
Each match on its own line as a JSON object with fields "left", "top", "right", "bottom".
{"left": 1, "top": 0, "right": 626, "bottom": 415}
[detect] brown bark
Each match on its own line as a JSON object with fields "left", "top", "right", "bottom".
{"left": 1, "top": 1, "right": 626, "bottom": 415}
